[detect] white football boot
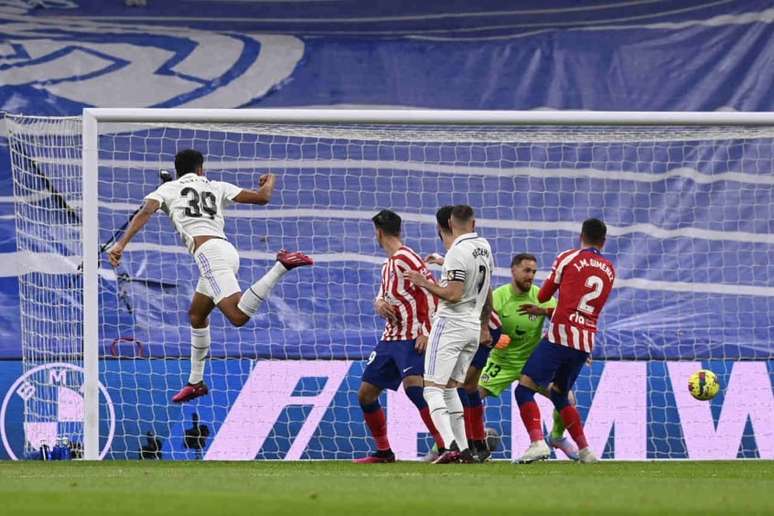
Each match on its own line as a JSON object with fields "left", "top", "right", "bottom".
{"left": 513, "top": 440, "right": 551, "bottom": 464}
{"left": 578, "top": 447, "right": 599, "bottom": 464}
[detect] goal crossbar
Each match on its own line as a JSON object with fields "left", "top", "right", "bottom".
{"left": 83, "top": 108, "right": 774, "bottom": 126}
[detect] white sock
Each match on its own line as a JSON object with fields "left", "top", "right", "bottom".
{"left": 187, "top": 326, "right": 211, "bottom": 384}
{"left": 423, "top": 386, "right": 455, "bottom": 450}
{"left": 444, "top": 388, "right": 468, "bottom": 451}
{"left": 237, "top": 262, "right": 287, "bottom": 317}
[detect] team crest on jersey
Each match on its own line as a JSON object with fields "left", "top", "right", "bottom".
{"left": 446, "top": 270, "right": 466, "bottom": 281}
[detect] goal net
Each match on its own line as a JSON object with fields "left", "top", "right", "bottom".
{"left": 6, "top": 110, "right": 774, "bottom": 461}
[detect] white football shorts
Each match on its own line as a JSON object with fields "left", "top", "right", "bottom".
{"left": 423, "top": 317, "right": 480, "bottom": 385}
{"left": 194, "top": 238, "right": 241, "bottom": 304}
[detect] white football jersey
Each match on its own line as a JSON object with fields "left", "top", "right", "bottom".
{"left": 435, "top": 232, "right": 494, "bottom": 327}
{"left": 144, "top": 173, "right": 242, "bottom": 253}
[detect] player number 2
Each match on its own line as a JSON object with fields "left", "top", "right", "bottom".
{"left": 577, "top": 275, "right": 604, "bottom": 314}
{"left": 181, "top": 188, "right": 217, "bottom": 219}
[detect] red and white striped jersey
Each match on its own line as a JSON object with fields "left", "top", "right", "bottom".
{"left": 538, "top": 248, "right": 615, "bottom": 353}
{"left": 488, "top": 310, "right": 502, "bottom": 331}
{"left": 377, "top": 246, "right": 438, "bottom": 341}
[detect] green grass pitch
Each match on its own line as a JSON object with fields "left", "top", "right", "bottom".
{"left": 1, "top": 461, "right": 772, "bottom": 515}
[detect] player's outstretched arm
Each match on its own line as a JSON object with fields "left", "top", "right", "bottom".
{"left": 518, "top": 304, "right": 554, "bottom": 317}
{"left": 537, "top": 277, "right": 558, "bottom": 303}
{"left": 107, "top": 199, "right": 160, "bottom": 267}
{"left": 405, "top": 270, "right": 464, "bottom": 303}
{"left": 233, "top": 173, "right": 276, "bottom": 205}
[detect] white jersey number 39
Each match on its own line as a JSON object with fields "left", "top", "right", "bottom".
{"left": 182, "top": 187, "right": 218, "bottom": 219}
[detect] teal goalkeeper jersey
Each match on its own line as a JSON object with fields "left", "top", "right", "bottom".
{"left": 490, "top": 283, "right": 557, "bottom": 368}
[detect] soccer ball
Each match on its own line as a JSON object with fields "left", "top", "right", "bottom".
{"left": 688, "top": 369, "right": 720, "bottom": 401}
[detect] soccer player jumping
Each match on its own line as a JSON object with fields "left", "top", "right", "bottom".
{"left": 353, "top": 209, "right": 445, "bottom": 463}
{"left": 107, "top": 149, "right": 313, "bottom": 403}
{"left": 514, "top": 218, "right": 615, "bottom": 464}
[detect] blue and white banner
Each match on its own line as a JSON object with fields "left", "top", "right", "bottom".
{"left": 1, "top": 1, "right": 773, "bottom": 114}
{"left": 0, "top": 4, "right": 772, "bottom": 371}
{"left": 0, "top": 359, "right": 772, "bottom": 460}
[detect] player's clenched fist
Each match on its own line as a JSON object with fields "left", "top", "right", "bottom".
{"left": 258, "top": 173, "right": 275, "bottom": 187}
{"left": 107, "top": 243, "right": 124, "bottom": 267}
{"left": 373, "top": 298, "right": 398, "bottom": 323}
{"left": 414, "top": 334, "right": 428, "bottom": 353}
{"left": 479, "top": 326, "right": 493, "bottom": 347}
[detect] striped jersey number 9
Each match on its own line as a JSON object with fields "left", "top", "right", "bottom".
{"left": 577, "top": 275, "right": 604, "bottom": 314}
{"left": 181, "top": 187, "right": 217, "bottom": 219}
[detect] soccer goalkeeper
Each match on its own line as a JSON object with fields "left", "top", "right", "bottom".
{"left": 480, "top": 253, "right": 578, "bottom": 460}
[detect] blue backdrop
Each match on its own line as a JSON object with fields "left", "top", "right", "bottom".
{"left": 0, "top": 1, "right": 773, "bottom": 361}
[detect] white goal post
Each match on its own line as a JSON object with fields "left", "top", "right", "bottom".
{"left": 77, "top": 108, "right": 774, "bottom": 460}
{"left": 13, "top": 108, "right": 774, "bottom": 461}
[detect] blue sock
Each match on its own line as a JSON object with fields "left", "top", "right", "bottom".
{"left": 404, "top": 385, "right": 427, "bottom": 410}
{"left": 457, "top": 387, "right": 471, "bottom": 407}
{"left": 514, "top": 384, "right": 536, "bottom": 407}
{"left": 360, "top": 400, "right": 381, "bottom": 414}
{"left": 466, "top": 389, "right": 482, "bottom": 408}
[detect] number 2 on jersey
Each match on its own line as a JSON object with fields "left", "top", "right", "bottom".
{"left": 577, "top": 275, "right": 604, "bottom": 314}
{"left": 181, "top": 187, "right": 217, "bottom": 219}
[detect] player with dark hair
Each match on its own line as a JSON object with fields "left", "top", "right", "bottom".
{"left": 424, "top": 206, "right": 505, "bottom": 462}
{"left": 407, "top": 204, "right": 494, "bottom": 463}
{"left": 108, "top": 149, "right": 313, "bottom": 403}
{"left": 514, "top": 218, "right": 615, "bottom": 464}
{"left": 353, "top": 209, "right": 445, "bottom": 463}
{"left": 174, "top": 149, "right": 204, "bottom": 178}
